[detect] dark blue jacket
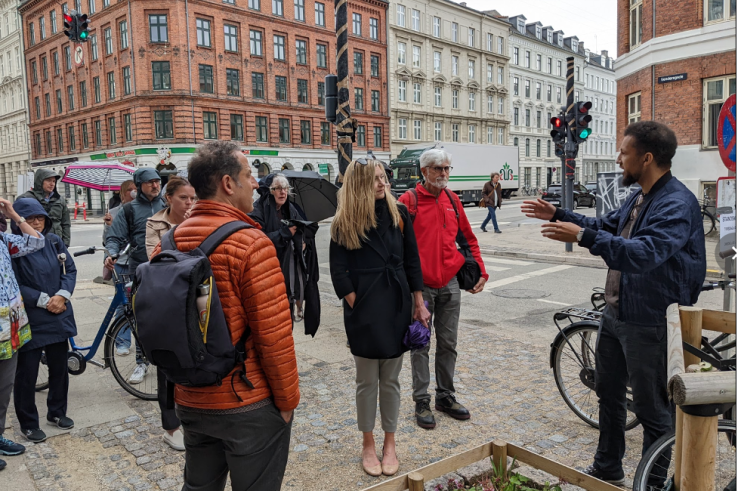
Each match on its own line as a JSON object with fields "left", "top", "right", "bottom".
{"left": 11, "top": 199, "right": 77, "bottom": 350}
{"left": 555, "top": 172, "right": 706, "bottom": 327}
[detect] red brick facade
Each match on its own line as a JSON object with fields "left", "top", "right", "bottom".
{"left": 21, "top": 0, "right": 390, "bottom": 161}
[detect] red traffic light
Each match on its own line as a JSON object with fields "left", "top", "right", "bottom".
{"left": 577, "top": 101, "right": 592, "bottom": 113}
{"left": 550, "top": 117, "right": 563, "bottom": 128}
{"left": 63, "top": 13, "right": 73, "bottom": 23}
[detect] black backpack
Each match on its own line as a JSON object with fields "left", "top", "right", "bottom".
{"left": 133, "top": 221, "right": 255, "bottom": 399}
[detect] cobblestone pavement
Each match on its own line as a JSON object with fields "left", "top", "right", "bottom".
{"left": 7, "top": 298, "right": 648, "bottom": 491}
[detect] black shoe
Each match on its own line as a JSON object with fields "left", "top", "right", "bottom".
{"left": 415, "top": 401, "right": 436, "bottom": 429}
{"left": 0, "top": 436, "right": 25, "bottom": 456}
{"left": 582, "top": 463, "right": 625, "bottom": 486}
{"left": 0, "top": 458, "right": 5, "bottom": 471}
{"left": 494, "top": 229, "right": 502, "bottom": 234}
{"left": 435, "top": 395, "right": 470, "bottom": 420}
{"left": 481, "top": 228, "right": 488, "bottom": 233}
{"left": 22, "top": 429, "right": 46, "bottom": 443}
{"left": 47, "top": 416, "right": 74, "bottom": 430}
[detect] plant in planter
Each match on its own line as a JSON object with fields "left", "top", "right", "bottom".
{"left": 439, "top": 458, "right": 564, "bottom": 491}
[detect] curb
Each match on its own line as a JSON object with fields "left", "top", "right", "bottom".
{"left": 479, "top": 247, "right": 607, "bottom": 269}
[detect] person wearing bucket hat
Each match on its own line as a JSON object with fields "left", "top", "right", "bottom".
{"left": 18, "top": 169, "right": 71, "bottom": 246}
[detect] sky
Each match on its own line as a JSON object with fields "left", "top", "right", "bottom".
{"left": 462, "top": 0, "right": 619, "bottom": 58}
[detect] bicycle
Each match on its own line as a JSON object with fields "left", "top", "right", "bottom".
{"left": 34, "top": 246, "right": 157, "bottom": 401}
{"left": 702, "top": 193, "right": 718, "bottom": 237}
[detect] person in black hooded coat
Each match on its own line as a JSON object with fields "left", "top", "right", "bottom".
{"left": 11, "top": 198, "right": 77, "bottom": 443}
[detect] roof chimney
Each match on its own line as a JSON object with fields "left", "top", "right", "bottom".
{"left": 459, "top": 1, "right": 467, "bottom": 5}
{"left": 601, "top": 50, "right": 608, "bottom": 58}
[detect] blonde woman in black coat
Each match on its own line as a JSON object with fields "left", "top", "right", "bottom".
{"left": 329, "top": 160, "right": 430, "bottom": 477}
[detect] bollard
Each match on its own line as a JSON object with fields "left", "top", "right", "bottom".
{"left": 73, "top": 202, "right": 78, "bottom": 220}
{"left": 82, "top": 202, "right": 87, "bottom": 221}
{"left": 680, "top": 413, "right": 718, "bottom": 491}
{"left": 408, "top": 472, "right": 424, "bottom": 491}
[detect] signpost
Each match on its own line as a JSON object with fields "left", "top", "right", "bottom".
{"left": 74, "top": 46, "right": 84, "bottom": 67}
{"left": 717, "top": 94, "right": 736, "bottom": 173}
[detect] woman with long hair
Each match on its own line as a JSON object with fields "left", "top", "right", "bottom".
{"left": 145, "top": 175, "right": 196, "bottom": 451}
{"left": 329, "top": 160, "right": 430, "bottom": 477}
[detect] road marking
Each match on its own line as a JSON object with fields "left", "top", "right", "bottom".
{"left": 536, "top": 299, "right": 571, "bottom": 306}
{"left": 483, "top": 264, "right": 574, "bottom": 291}
{"left": 469, "top": 221, "right": 510, "bottom": 226}
{"left": 483, "top": 257, "right": 533, "bottom": 266}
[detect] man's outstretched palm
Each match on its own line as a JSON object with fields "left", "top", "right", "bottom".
{"left": 521, "top": 199, "right": 556, "bottom": 221}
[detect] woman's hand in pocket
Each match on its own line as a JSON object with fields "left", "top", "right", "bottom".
{"left": 344, "top": 292, "right": 356, "bottom": 309}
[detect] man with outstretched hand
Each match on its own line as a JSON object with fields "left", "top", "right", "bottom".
{"left": 522, "top": 121, "right": 705, "bottom": 486}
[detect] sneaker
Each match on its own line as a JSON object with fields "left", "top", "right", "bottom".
{"left": 128, "top": 364, "right": 148, "bottom": 384}
{"left": 47, "top": 416, "right": 74, "bottom": 430}
{"left": 0, "top": 436, "right": 25, "bottom": 456}
{"left": 481, "top": 227, "right": 488, "bottom": 233}
{"left": 116, "top": 346, "right": 130, "bottom": 356}
{"left": 494, "top": 229, "right": 502, "bottom": 234}
{"left": 163, "top": 428, "right": 185, "bottom": 451}
{"left": 582, "top": 463, "right": 625, "bottom": 486}
{"left": 415, "top": 401, "right": 436, "bottom": 429}
{"left": 435, "top": 395, "right": 470, "bottom": 420}
{"left": 22, "top": 429, "right": 46, "bottom": 443}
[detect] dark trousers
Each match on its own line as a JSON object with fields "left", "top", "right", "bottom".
{"left": 594, "top": 307, "right": 673, "bottom": 475}
{"left": 481, "top": 205, "right": 499, "bottom": 231}
{"left": 157, "top": 370, "right": 180, "bottom": 431}
{"left": 13, "top": 341, "right": 70, "bottom": 431}
{"left": 176, "top": 402, "right": 292, "bottom": 491}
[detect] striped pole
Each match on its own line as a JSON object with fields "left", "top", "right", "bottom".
{"left": 334, "top": 0, "right": 354, "bottom": 182}
{"left": 564, "top": 56, "right": 576, "bottom": 253}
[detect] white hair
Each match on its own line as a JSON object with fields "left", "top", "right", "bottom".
{"left": 419, "top": 148, "right": 451, "bottom": 169}
{"left": 269, "top": 174, "right": 292, "bottom": 194}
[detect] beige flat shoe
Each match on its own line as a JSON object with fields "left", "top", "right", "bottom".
{"left": 382, "top": 460, "right": 399, "bottom": 476}
{"left": 362, "top": 462, "right": 383, "bottom": 477}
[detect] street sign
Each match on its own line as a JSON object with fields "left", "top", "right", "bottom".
{"left": 717, "top": 94, "right": 736, "bottom": 172}
{"left": 717, "top": 176, "right": 736, "bottom": 260}
{"left": 657, "top": 73, "right": 687, "bottom": 84}
{"left": 74, "top": 46, "right": 84, "bottom": 67}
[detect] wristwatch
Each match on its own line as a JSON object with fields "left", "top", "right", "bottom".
{"left": 16, "top": 217, "right": 25, "bottom": 224}
{"left": 576, "top": 227, "right": 585, "bottom": 243}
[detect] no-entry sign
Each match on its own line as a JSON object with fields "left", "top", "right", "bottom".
{"left": 717, "top": 94, "right": 736, "bottom": 173}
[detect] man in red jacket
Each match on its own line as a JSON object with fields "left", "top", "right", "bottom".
{"left": 398, "top": 148, "right": 488, "bottom": 429}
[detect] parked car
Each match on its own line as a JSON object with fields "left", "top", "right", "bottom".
{"left": 585, "top": 182, "right": 597, "bottom": 195}
{"left": 541, "top": 184, "right": 596, "bottom": 209}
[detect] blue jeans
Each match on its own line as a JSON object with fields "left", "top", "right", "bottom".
{"left": 481, "top": 206, "right": 499, "bottom": 231}
{"left": 113, "top": 263, "right": 130, "bottom": 349}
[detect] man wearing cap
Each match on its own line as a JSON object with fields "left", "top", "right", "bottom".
{"left": 18, "top": 169, "right": 71, "bottom": 246}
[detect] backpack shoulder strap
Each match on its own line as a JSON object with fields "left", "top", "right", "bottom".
{"left": 408, "top": 188, "right": 418, "bottom": 222}
{"left": 122, "top": 203, "right": 135, "bottom": 236}
{"left": 160, "top": 225, "right": 178, "bottom": 251}
{"left": 443, "top": 188, "right": 460, "bottom": 220}
{"left": 199, "top": 221, "right": 254, "bottom": 257}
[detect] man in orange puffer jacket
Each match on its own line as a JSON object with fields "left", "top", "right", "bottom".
{"left": 152, "top": 141, "right": 299, "bottom": 491}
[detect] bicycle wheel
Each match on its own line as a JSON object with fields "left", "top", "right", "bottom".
{"left": 104, "top": 314, "right": 158, "bottom": 401}
{"left": 551, "top": 322, "right": 639, "bottom": 431}
{"left": 703, "top": 211, "right": 716, "bottom": 236}
{"left": 633, "top": 419, "right": 736, "bottom": 491}
{"left": 35, "top": 351, "right": 49, "bottom": 392}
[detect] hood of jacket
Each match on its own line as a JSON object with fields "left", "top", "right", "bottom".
{"left": 31, "top": 169, "right": 61, "bottom": 200}
{"left": 132, "top": 167, "right": 163, "bottom": 205}
{"left": 12, "top": 198, "right": 52, "bottom": 235}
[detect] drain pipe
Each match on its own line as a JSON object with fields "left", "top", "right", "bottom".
{"left": 185, "top": 0, "right": 196, "bottom": 142}
{"left": 651, "top": 0, "right": 656, "bottom": 118}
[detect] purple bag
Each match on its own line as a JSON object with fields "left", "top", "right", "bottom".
{"left": 403, "top": 301, "right": 431, "bottom": 350}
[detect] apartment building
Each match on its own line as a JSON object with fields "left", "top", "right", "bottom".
{"left": 581, "top": 49, "right": 617, "bottom": 183}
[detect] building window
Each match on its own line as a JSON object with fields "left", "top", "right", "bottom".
{"left": 524, "top": 80, "right": 530, "bottom": 98}
{"left": 452, "top": 89, "right": 458, "bottom": 109}
{"left": 39, "top": 16, "right": 46, "bottom": 40}
{"left": 250, "top": 0, "right": 261, "bottom": 10}
{"left": 411, "top": 9, "right": 419, "bottom": 31}
{"left": 41, "top": 56, "right": 48, "bottom": 80}
{"left": 94, "top": 120, "right": 102, "bottom": 146}
{"left": 451, "top": 22, "right": 458, "bottom": 42}
{"left": 296, "top": 40, "right": 307, "bottom": 64}
{"left": 230, "top": 114, "right": 244, "bottom": 141}
{"left": 630, "top": 0, "right": 643, "bottom": 47}
{"left": 109, "top": 117, "right": 117, "bottom": 144}
{"left": 196, "top": 19, "right": 212, "bottom": 47}
{"left": 498, "top": 127, "right": 504, "bottom": 145}
{"left": 274, "top": 35, "right": 285, "bottom": 60}
{"left": 153, "top": 110, "right": 173, "bottom": 139}
{"left": 525, "top": 109, "right": 530, "bottom": 126}
{"left": 120, "top": 20, "right": 128, "bottom": 49}
{"left": 56, "top": 89, "right": 63, "bottom": 113}
{"left": 31, "top": 60, "right": 38, "bottom": 84}
{"left": 355, "top": 87, "right": 364, "bottom": 109}
{"left": 203, "top": 111, "right": 218, "bottom": 139}
{"left": 498, "top": 97, "right": 504, "bottom": 115}
{"left": 275, "top": 75, "right": 287, "bottom": 100}
{"left": 557, "top": 60, "right": 562, "bottom": 77}
{"left": 93, "top": 76, "right": 101, "bottom": 103}
{"left": 628, "top": 92, "right": 641, "bottom": 124}
{"left": 556, "top": 87, "right": 562, "bottom": 103}
{"left": 704, "top": 76, "right": 736, "bottom": 147}
{"left": 413, "top": 120, "right": 421, "bottom": 140}
{"left": 152, "top": 61, "right": 171, "bottom": 90}
{"left": 433, "top": 16, "right": 440, "bottom": 37}
{"left": 468, "top": 27, "right": 475, "bottom": 47}
{"left": 536, "top": 82, "right": 541, "bottom": 100}
{"left": 34, "top": 97, "right": 40, "bottom": 119}
{"left": 547, "top": 84, "right": 552, "bottom": 102}
{"left": 104, "top": 27, "right": 113, "bottom": 55}
{"left": 513, "top": 108, "right": 519, "bottom": 125}
{"left": 67, "top": 126, "right": 76, "bottom": 150}
{"left": 468, "top": 92, "right": 476, "bottom": 111}
{"left": 487, "top": 64, "right": 493, "bottom": 83}
{"left": 53, "top": 52, "right": 59, "bottom": 75}
{"left": 56, "top": 128, "right": 63, "bottom": 152}
{"left": 354, "top": 51, "right": 363, "bottom": 74}
{"left": 468, "top": 60, "right": 475, "bottom": 78}
{"left": 513, "top": 77, "right": 519, "bottom": 95}
{"left": 524, "top": 50, "right": 530, "bottom": 68}
{"left": 123, "top": 66, "right": 131, "bottom": 95}
{"left": 321, "top": 121, "right": 330, "bottom": 144}
{"left": 433, "top": 51, "right": 441, "bottom": 72}
{"left": 536, "top": 139, "right": 541, "bottom": 157}
{"left": 452, "top": 56, "right": 458, "bottom": 76}
{"left": 370, "top": 18, "right": 378, "bottom": 40}
{"left": 80, "top": 80, "right": 87, "bottom": 107}
{"left": 224, "top": 24, "right": 238, "bottom": 52}
{"left": 487, "top": 95, "right": 494, "bottom": 113}
{"left": 149, "top": 15, "right": 168, "bottom": 43}
{"left": 256, "top": 116, "right": 268, "bottom": 142}
{"left": 398, "top": 80, "right": 406, "bottom": 102}
{"left": 124, "top": 114, "right": 132, "bottom": 141}
{"left": 50, "top": 10, "right": 57, "bottom": 34}
{"left": 317, "top": 44, "right": 327, "bottom": 68}
{"left": 547, "top": 57, "right": 552, "bottom": 74}
{"left": 295, "top": 0, "right": 305, "bottom": 22}
{"left": 536, "top": 54, "right": 541, "bottom": 71}
{"left": 396, "top": 4, "right": 405, "bottom": 27}
{"left": 318, "top": 81, "right": 325, "bottom": 105}
{"left": 81, "top": 123, "right": 88, "bottom": 148}
{"left": 547, "top": 140, "right": 551, "bottom": 157}
{"left": 398, "top": 118, "right": 407, "bottom": 139}
{"left": 356, "top": 126, "right": 365, "bottom": 147}
{"left": 300, "top": 120, "right": 311, "bottom": 143}
{"left": 298, "top": 79, "right": 308, "bottom": 103}
{"left": 250, "top": 30, "right": 263, "bottom": 56}
{"left": 45, "top": 130, "right": 52, "bottom": 154}
{"left": 90, "top": 34, "right": 99, "bottom": 61}
{"left": 434, "top": 86, "right": 441, "bottom": 106}
{"left": 353, "top": 13, "right": 361, "bottom": 35}
{"left": 226, "top": 68, "right": 240, "bottom": 96}
{"left": 107, "top": 71, "right": 116, "bottom": 99}
{"left": 315, "top": 2, "right": 325, "bottom": 26}
{"left": 371, "top": 90, "right": 380, "bottom": 111}
{"left": 525, "top": 138, "right": 530, "bottom": 157}
{"left": 370, "top": 55, "right": 379, "bottom": 76}
{"left": 279, "top": 118, "right": 290, "bottom": 142}
{"left": 468, "top": 124, "right": 476, "bottom": 143}
{"left": 29, "top": 22, "right": 35, "bottom": 46}
{"left": 452, "top": 123, "right": 459, "bottom": 142}
{"left": 43, "top": 93, "right": 50, "bottom": 117}
{"left": 65, "top": 85, "right": 75, "bottom": 111}
{"left": 434, "top": 122, "right": 442, "bottom": 141}
{"left": 372, "top": 125, "right": 381, "bottom": 147}
{"left": 273, "top": 0, "right": 283, "bottom": 16}
{"left": 397, "top": 42, "right": 406, "bottom": 64}
{"left": 252, "top": 72, "right": 264, "bottom": 98}
{"left": 413, "top": 83, "right": 420, "bottom": 104}
{"left": 199, "top": 65, "right": 213, "bottom": 93}
{"left": 412, "top": 46, "right": 420, "bottom": 68}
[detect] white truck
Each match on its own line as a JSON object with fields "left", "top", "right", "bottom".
{"left": 390, "top": 142, "right": 519, "bottom": 204}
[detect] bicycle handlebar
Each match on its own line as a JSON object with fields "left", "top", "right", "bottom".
{"left": 73, "top": 247, "right": 97, "bottom": 257}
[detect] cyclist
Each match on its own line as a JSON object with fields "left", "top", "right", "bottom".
{"left": 523, "top": 121, "right": 706, "bottom": 486}
{"left": 10, "top": 199, "right": 77, "bottom": 444}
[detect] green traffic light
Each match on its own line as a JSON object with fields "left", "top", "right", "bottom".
{"left": 579, "top": 128, "right": 592, "bottom": 139}
{"left": 79, "top": 31, "right": 88, "bottom": 40}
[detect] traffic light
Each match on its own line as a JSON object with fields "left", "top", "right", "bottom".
{"left": 573, "top": 101, "right": 593, "bottom": 142}
{"left": 77, "top": 14, "right": 90, "bottom": 42}
{"left": 550, "top": 115, "right": 566, "bottom": 157}
{"left": 63, "top": 11, "right": 76, "bottom": 41}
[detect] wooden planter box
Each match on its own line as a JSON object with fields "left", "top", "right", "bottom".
{"left": 362, "top": 439, "right": 621, "bottom": 491}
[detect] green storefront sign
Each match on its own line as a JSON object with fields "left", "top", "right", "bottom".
{"left": 89, "top": 147, "right": 198, "bottom": 161}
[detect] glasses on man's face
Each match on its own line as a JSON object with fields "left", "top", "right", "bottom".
{"left": 26, "top": 216, "right": 45, "bottom": 224}
{"left": 430, "top": 166, "right": 453, "bottom": 174}
{"left": 144, "top": 179, "right": 161, "bottom": 186}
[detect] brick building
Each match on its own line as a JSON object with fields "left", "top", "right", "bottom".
{"left": 615, "top": 0, "right": 735, "bottom": 198}
{"left": 20, "top": 0, "right": 390, "bottom": 211}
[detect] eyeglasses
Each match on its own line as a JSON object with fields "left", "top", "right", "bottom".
{"left": 355, "top": 158, "right": 389, "bottom": 167}
{"left": 144, "top": 179, "right": 161, "bottom": 185}
{"left": 270, "top": 186, "right": 289, "bottom": 192}
{"left": 430, "top": 166, "right": 453, "bottom": 173}
{"left": 26, "top": 216, "right": 46, "bottom": 223}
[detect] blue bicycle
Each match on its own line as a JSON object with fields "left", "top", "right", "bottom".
{"left": 35, "top": 246, "right": 157, "bottom": 401}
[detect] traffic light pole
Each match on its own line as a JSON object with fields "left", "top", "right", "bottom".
{"left": 564, "top": 56, "right": 576, "bottom": 253}
{"left": 334, "top": 0, "right": 353, "bottom": 182}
